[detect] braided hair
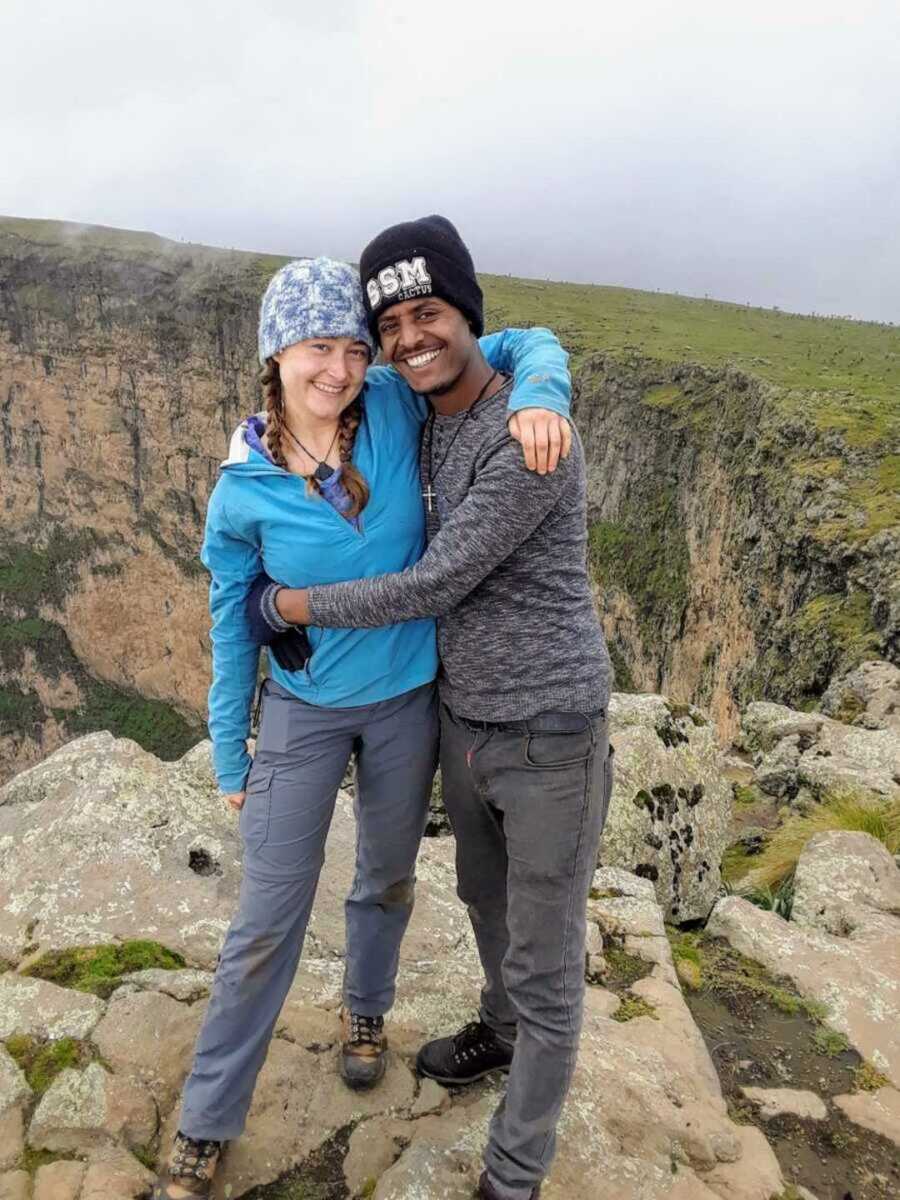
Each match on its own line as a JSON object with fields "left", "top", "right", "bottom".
{"left": 261, "top": 358, "right": 369, "bottom": 519}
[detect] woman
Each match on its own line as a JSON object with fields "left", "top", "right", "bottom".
{"left": 154, "top": 256, "right": 570, "bottom": 1198}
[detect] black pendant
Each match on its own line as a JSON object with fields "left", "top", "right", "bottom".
{"left": 314, "top": 462, "right": 335, "bottom": 482}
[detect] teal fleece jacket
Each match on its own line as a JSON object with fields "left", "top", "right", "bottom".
{"left": 202, "top": 328, "right": 571, "bottom": 792}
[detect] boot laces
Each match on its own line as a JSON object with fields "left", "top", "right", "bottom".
{"left": 172, "top": 1131, "right": 221, "bottom": 1182}
{"left": 452, "top": 1019, "right": 497, "bottom": 1064}
{"left": 349, "top": 1011, "right": 384, "bottom": 1047}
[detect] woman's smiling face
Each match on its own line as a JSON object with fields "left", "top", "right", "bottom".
{"left": 275, "top": 337, "right": 370, "bottom": 421}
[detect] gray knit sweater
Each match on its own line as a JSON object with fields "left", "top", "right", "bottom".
{"left": 308, "top": 380, "right": 612, "bottom": 720}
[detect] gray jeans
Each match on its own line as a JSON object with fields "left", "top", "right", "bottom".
{"left": 179, "top": 679, "right": 438, "bottom": 1141}
{"left": 440, "top": 702, "right": 614, "bottom": 1199}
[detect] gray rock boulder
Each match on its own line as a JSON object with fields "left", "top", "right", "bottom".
{"left": 0, "top": 977, "right": 105, "bottom": 1042}
{"left": 739, "top": 701, "right": 900, "bottom": 799}
{"left": 0, "top": 733, "right": 242, "bottom": 967}
{"left": 0, "top": 1048, "right": 30, "bottom": 1114}
{"left": 708, "top": 831, "right": 900, "bottom": 1087}
{"left": 603, "top": 694, "right": 732, "bottom": 920}
{"left": 791, "top": 829, "right": 900, "bottom": 938}
{"left": 821, "top": 659, "right": 900, "bottom": 731}
{"left": 27, "top": 1062, "right": 156, "bottom": 1154}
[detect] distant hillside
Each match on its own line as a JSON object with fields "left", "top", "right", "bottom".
{"left": 0, "top": 215, "right": 898, "bottom": 772}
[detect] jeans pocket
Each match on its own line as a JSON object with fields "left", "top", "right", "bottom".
{"left": 240, "top": 766, "right": 272, "bottom": 851}
{"left": 600, "top": 743, "right": 615, "bottom": 827}
{"left": 524, "top": 723, "right": 595, "bottom": 769}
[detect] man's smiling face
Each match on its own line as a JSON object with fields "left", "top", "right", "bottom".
{"left": 377, "top": 297, "right": 476, "bottom": 395}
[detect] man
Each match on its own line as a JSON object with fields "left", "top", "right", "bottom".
{"left": 273, "top": 215, "right": 614, "bottom": 1200}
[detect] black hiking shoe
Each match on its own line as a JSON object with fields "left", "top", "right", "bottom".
{"left": 416, "top": 1018, "right": 513, "bottom": 1086}
{"left": 340, "top": 1006, "right": 387, "bottom": 1090}
{"left": 477, "top": 1170, "right": 541, "bottom": 1198}
{"left": 153, "top": 1131, "right": 223, "bottom": 1198}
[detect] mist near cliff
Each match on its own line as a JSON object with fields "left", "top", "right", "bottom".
{"left": 2, "top": 0, "right": 899, "bottom": 322}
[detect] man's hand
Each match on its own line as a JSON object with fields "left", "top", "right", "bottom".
{"left": 508, "top": 408, "right": 572, "bottom": 475}
{"left": 224, "top": 790, "right": 245, "bottom": 811}
{"left": 276, "top": 587, "right": 313, "bottom": 626}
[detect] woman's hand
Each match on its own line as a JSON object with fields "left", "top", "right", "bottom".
{"left": 224, "top": 790, "right": 246, "bottom": 811}
{"left": 508, "top": 408, "right": 572, "bottom": 475}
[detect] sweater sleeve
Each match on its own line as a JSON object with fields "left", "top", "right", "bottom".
{"left": 307, "top": 434, "right": 572, "bottom": 627}
{"left": 363, "top": 327, "right": 571, "bottom": 424}
{"left": 201, "top": 482, "right": 264, "bottom": 792}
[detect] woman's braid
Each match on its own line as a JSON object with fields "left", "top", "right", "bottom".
{"left": 336, "top": 398, "right": 370, "bottom": 518}
{"left": 261, "top": 358, "right": 288, "bottom": 469}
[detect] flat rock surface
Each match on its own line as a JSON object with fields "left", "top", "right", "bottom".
{"left": 27, "top": 1062, "right": 157, "bottom": 1154}
{"left": 0, "top": 1048, "right": 31, "bottom": 1113}
{"left": 0, "top": 1108, "right": 23, "bottom": 1173}
{"left": 0, "top": 735, "right": 240, "bottom": 967}
{"left": 0, "top": 976, "right": 105, "bottom": 1042}
{"left": 740, "top": 1086, "right": 828, "bottom": 1121}
{"left": 0, "top": 1170, "right": 29, "bottom": 1200}
{"left": 707, "top": 886, "right": 900, "bottom": 1087}
{"left": 33, "top": 1160, "right": 85, "bottom": 1200}
{"left": 833, "top": 1087, "right": 900, "bottom": 1147}
{"left": 120, "top": 967, "right": 214, "bottom": 1002}
{"left": 90, "top": 988, "right": 204, "bottom": 1111}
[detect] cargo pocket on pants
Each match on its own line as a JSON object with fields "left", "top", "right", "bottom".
{"left": 240, "top": 766, "right": 273, "bottom": 852}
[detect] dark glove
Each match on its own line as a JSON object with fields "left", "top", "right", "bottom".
{"left": 246, "top": 573, "right": 282, "bottom": 644}
{"left": 268, "top": 625, "right": 313, "bottom": 672}
{"left": 246, "top": 572, "right": 313, "bottom": 672}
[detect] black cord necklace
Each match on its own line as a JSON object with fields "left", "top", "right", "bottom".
{"left": 283, "top": 421, "right": 340, "bottom": 481}
{"left": 421, "top": 371, "right": 500, "bottom": 514}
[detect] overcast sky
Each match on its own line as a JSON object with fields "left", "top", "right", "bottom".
{"left": 3, "top": 1, "right": 899, "bottom": 322}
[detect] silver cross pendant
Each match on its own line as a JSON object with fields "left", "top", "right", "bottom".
{"left": 422, "top": 484, "right": 436, "bottom": 514}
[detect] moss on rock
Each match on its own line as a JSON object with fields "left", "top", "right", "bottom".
{"left": 612, "top": 993, "right": 659, "bottom": 1022}
{"left": 4, "top": 1034, "right": 92, "bottom": 1096}
{"left": 22, "top": 941, "right": 186, "bottom": 999}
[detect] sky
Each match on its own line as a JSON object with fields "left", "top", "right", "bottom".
{"left": 3, "top": 0, "right": 900, "bottom": 322}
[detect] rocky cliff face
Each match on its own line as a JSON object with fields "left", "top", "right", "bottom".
{"left": 1, "top": 217, "right": 898, "bottom": 777}
{"left": 574, "top": 355, "right": 900, "bottom": 737}
{"left": 0, "top": 219, "right": 286, "bottom": 779}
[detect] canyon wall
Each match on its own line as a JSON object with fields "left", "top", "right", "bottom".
{"left": 1, "top": 217, "right": 897, "bottom": 777}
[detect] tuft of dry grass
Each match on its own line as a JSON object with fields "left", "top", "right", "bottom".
{"left": 738, "top": 792, "right": 900, "bottom": 896}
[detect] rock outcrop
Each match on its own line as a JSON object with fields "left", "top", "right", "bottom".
{"left": 573, "top": 356, "right": 900, "bottom": 739}
{"left": 0, "top": 735, "right": 786, "bottom": 1199}
{"left": 739, "top": 698, "right": 900, "bottom": 801}
{"left": 821, "top": 659, "right": 900, "bottom": 732}
{"left": 708, "top": 831, "right": 900, "bottom": 1087}
{"left": 605, "top": 693, "right": 732, "bottom": 919}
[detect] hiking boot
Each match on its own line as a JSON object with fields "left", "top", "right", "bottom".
{"left": 153, "top": 1131, "right": 223, "bottom": 1198}
{"left": 477, "top": 1170, "right": 541, "bottom": 1199}
{"left": 340, "top": 1006, "right": 387, "bottom": 1090}
{"left": 416, "top": 1019, "right": 513, "bottom": 1086}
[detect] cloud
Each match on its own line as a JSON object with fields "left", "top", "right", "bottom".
{"left": 2, "top": 0, "right": 898, "bottom": 320}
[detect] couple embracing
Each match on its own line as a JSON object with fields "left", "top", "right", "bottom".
{"left": 154, "top": 216, "right": 613, "bottom": 1200}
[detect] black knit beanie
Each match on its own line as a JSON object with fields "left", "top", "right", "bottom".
{"left": 359, "top": 215, "right": 484, "bottom": 342}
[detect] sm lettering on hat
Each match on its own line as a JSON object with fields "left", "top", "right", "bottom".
{"left": 365, "top": 257, "right": 433, "bottom": 310}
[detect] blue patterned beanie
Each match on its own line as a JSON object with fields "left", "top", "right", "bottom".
{"left": 257, "top": 257, "right": 375, "bottom": 364}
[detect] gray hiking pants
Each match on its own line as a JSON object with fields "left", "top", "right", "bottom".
{"left": 440, "top": 702, "right": 614, "bottom": 1199}
{"left": 179, "top": 678, "right": 438, "bottom": 1141}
